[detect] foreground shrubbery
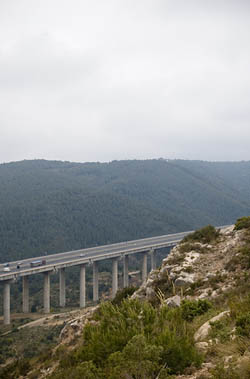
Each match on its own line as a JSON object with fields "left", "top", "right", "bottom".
{"left": 182, "top": 225, "right": 220, "bottom": 244}
{"left": 50, "top": 299, "right": 202, "bottom": 378}
{"left": 208, "top": 294, "right": 250, "bottom": 378}
{"left": 231, "top": 294, "right": 250, "bottom": 338}
{"left": 111, "top": 286, "right": 138, "bottom": 306}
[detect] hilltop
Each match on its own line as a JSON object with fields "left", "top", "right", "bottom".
{"left": 1, "top": 218, "right": 250, "bottom": 378}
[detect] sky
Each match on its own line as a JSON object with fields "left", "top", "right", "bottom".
{"left": 0, "top": 0, "right": 250, "bottom": 163}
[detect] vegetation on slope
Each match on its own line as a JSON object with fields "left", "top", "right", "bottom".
{"left": 182, "top": 224, "right": 220, "bottom": 244}
{"left": 1, "top": 159, "right": 250, "bottom": 263}
{"left": 234, "top": 216, "right": 250, "bottom": 231}
{"left": 1, "top": 221, "right": 250, "bottom": 378}
{"left": 49, "top": 299, "right": 203, "bottom": 378}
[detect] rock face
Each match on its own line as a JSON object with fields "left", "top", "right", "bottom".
{"left": 132, "top": 225, "right": 244, "bottom": 305}
{"left": 58, "top": 306, "right": 98, "bottom": 346}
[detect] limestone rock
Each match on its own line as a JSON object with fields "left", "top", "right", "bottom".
{"left": 175, "top": 273, "right": 195, "bottom": 286}
{"left": 194, "top": 311, "right": 230, "bottom": 342}
{"left": 183, "top": 251, "right": 200, "bottom": 265}
{"left": 165, "top": 295, "right": 181, "bottom": 308}
{"left": 195, "top": 341, "right": 209, "bottom": 352}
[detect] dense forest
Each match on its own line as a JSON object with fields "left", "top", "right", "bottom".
{"left": 0, "top": 158, "right": 250, "bottom": 262}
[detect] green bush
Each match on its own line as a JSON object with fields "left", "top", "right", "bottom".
{"left": 0, "top": 359, "right": 31, "bottom": 379}
{"left": 211, "top": 363, "right": 241, "bottom": 379}
{"left": 236, "top": 312, "right": 250, "bottom": 337}
{"left": 111, "top": 286, "right": 137, "bottom": 306}
{"left": 182, "top": 225, "right": 219, "bottom": 244}
{"left": 209, "top": 319, "right": 231, "bottom": 343}
{"left": 52, "top": 299, "right": 202, "bottom": 377}
{"left": 238, "top": 246, "right": 250, "bottom": 269}
{"left": 181, "top": 299, "right": 212, "bottom": 322}
{"left": 234, "top": 216, "right": 250, "bottom": 230}
{"left": 211, "top": 359, "right": 250, "bottom": 379}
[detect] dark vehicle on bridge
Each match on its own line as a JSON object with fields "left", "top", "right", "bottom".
{"left": 30, "top": 259, "right": 46, "bottom": 267}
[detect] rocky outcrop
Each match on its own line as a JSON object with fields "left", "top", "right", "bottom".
{"left": 58, "top": 306, "right": 98, "bottom": 346}
{"left": 132, "top": 225, "right": 244, "bottom": 305}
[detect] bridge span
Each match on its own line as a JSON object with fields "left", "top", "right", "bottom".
{"left": 0, "top": 226, "right": 230, "bottom": 324}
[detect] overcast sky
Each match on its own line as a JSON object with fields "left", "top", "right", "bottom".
{"left": 0, "top": 0, "right": 250, "bottom": 163}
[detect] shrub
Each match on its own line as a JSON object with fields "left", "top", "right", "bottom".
{"left": 152, "top": 270, "right": 173, "bottom": 299}
{"left": 181, "top": 299, "right": 212, "bottom": 322}
{"left": 209, "top": 319, "right": 231, "bottom": 343}
{"left": 186, "top": 279, "right": 205, "bottom": 295}
{"left": 182, "top": 225, "right": 219, "bottom": 244}
{"left": 238, "top": 246, "right": 250, "bottom": 269}
{"left": 179, "top": 243, "right": 197, "bottom": 254}
{"left": 211, "top": 359, "right": 250, "bottom": 379}
{"left": 234, "top": 216, "right": 250, "bottom": 230}
{"left": 210, "top": 363, "right": 241, "bottom": 379}
{"left": 111, "top": 286, "right": 137, "bottom": 306}
{"left": 235, "top": 312, "right": 250, "bottom": 337}
{"left": 54, "top": 299, "right": 202, "bottom": 377}
{"left": 179, "top": 242, "right": 208, "bottom": 255}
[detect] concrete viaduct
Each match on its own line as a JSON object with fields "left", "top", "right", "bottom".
{"left": 0, "top": 227, "right": 229, "bottom": 324}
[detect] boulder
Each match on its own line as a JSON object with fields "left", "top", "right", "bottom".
{"left": 194, "top": 311, "right": 230, "bottom": 342}
{"left": 165, "top": 295, "right": 181, "bottom": 308}
{"left": 175, "top": 273, "right": 195, "bottom": 286}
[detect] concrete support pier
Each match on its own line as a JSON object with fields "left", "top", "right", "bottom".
{"left": 112, "top": 257, "right": 118, "bottom": 299}
{"left": 3, "top": 281, "right": 10, "bottom": 325}
{"left": 150, "top": 249, "right": 156, "bottom": 270}
{"left": 93, "top": 261, "right": 99, "bottom": 302}
{"left": 22, "top": 276, "right": 29, "bottom": 313}
{"left": 43, "top": 272, "right": 50, "bottom": 313}
{"left": 59, "top": 268, "right": 66, "bottom": 307}
{"left": 123, "top": 255, "right": 129, "bottom": 288}
{"left": 80, "top": 264, "right": 86, "bottom": 308}
{"left": 142, "top": 252, "right": 148, "bottom": 283}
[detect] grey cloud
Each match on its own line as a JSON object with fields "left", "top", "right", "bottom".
{"left": 0, "top": 0, "right": 250, "bottom": 163}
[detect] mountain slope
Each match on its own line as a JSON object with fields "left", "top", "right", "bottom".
{"left": 0, "top": 159, "right": 250, "bottom": 261}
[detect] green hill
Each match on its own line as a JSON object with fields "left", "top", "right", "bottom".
{"left": 0, "top": 158, "right": 250, "bottom": 262}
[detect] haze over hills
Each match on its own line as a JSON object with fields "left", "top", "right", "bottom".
{"left": 0, "top": 158, "right": 250, "bottom": 262}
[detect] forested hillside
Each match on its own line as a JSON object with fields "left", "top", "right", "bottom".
{"left": 0, "top": 159, "right": 250, "bottom": 262}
